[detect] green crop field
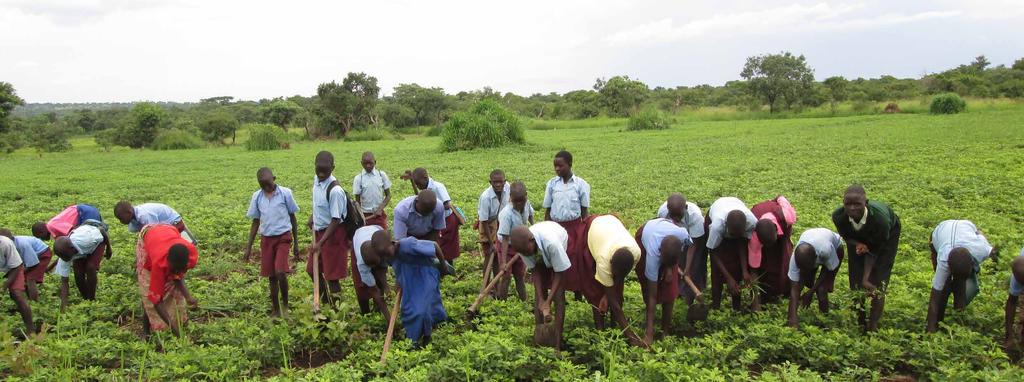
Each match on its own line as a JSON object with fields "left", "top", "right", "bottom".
{"left": 2, "top": 107, "right": 1024, "bottom": 380}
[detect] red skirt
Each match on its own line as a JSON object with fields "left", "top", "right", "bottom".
{"left": 308, "top": 227, "right": 349, "bottom": 281}
{"left": 559, "top": 216, "right": 606, "bottom": 308}
{"left": 350, "top": 252, "right": 377, "bottom": 301}
{"left": 364, "top": 213, "right": 388, "bottom": 230}
{"left": 634, "top": 224, "right": 680, "bottom": 304}
{"left": 753, "top": 235, "right": 792, "bottom": 298}
{"left": 6, "top": 266, "right": 26, "bottom": 291}
{"left": 25, "top": 249, "right": 52, "bottom": 284}
{"left": 438, "top": 214, "right": 461, "bottom": 261}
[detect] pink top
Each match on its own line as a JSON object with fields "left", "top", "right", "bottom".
{"left": 747, "top": 196, "right": 797, "bottom": 268}
{"left": 47, "top": 206, "right": 80, "bottom": 238}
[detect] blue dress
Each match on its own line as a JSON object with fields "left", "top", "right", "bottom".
{"left": 393, "top": 237, "right": 448, "bottom": 343}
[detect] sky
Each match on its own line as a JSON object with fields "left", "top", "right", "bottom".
{"left": 1, "top": 0, "right": 1022, "bottom": 103}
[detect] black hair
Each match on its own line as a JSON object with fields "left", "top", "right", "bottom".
{"left": 168, "top": 244, "right": 190, "bottom": 271}
{"left": 315, "top": 150, "right": 334, "bottom": 165}
{"left": 554, "top": 150, "right": 573, "bottom": 166}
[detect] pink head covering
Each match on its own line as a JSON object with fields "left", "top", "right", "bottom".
{"left": 747, "top": 196, "right": 797, "bottom": 268}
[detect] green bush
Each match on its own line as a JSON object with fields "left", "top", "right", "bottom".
{"left": 930, "top": 93, "right": 967, "bottom": 114}
{"left": 626, "top": 108, "right": 672, "bottom": 131}
{"left": 151, "top": 129, "right": 202, "bottom": 150}
{"left": 94, "top": 129, "right": 119, "bottom": 152}
{"left": 440, "top": 100, "right": 524, "bottom": 152}
{"left": 245, "top": 123, "right": 290, "bottom": 151}
{"left": 345, "top": 126, "right": 401, "bottom": 142}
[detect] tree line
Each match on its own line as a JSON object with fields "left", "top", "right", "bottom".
{"left": 1, "top": 53, "right": 1022, "bottom": 154}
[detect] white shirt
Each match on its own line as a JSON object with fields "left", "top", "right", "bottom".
{"left": 522, "top": 221, "right": 571, "bottom": 272}
{"left": 705, "top": 197, "right": 756, "bottom": 250}
{"left": 477, "top": 183, "right": 511, "bottom": 222}
{"left": 353, "top": 169, "right": 392, "bottom": 213}
{"left": 353, "top": 225, "right": 384, "bottom": 287}
{"left": 931, "top": 220, "right": 993, "bottom": 291}
{"left": 657, "top": 201, "right": 706, "bottom": 238}
{"left": 787, "top": 228, "right": 843, "bottom": 282}
{"left": 0, "top": 236, "right": 23, "bottom": 274}
{"left": 426, "top": 178, "right": 453, "bottom": 218}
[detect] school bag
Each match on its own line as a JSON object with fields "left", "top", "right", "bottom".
{"left": 326, "top": 180, "right": 365, "bottom": 239}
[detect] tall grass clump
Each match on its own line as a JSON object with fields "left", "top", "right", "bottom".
{"left": 245, "top": 124, "right": 290, "bottom": 151}
{"left": 627, "top": 107, "right": 672, "bottom": 131}
{"left": 440, "top": 100, "right": 525, "bottom": 152}
{"left": 930, "top": 93, "right": 967, "bottom": 114}
{"left": 151, "top": 129, "right": 202, "bottom": 150}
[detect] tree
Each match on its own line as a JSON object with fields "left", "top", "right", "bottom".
{"left": 262, "top": 99, "right": 303, "bottom": 130}
{"left": 200, "top": 96, "right": 234, "bottom": 105}
{"left": 392, "top": 83, "right": 448, "bottom": 126}
{"left": 822, "top": 76, "right": 849, "bottom": 115}
{"left": 1013, "top": 58, "right": 1024, "bottom": 71}
{"left": 970, "top": 55, "right": 990, "bottom": 72}
{"left": 0, "top": 82, "right": 24, "bottom": 133}
{"left": 198, "top": 111, "right": 241, "bottom": 144}
{"left": 562, "top": 90, "right": 601, "bottom": 118}
{"left": 315, "top": 72, "right": 380, "bottom": 137}
{"left": 594, "top": 76, "right": 649, "bottom": 117}
{"left": 740, "top": 52, "right": 816, "bottom": 113}
{"left": 377, "top": 101, "right": 417, "bottom": 129}
{"left": 27, "top": 118, "right": 72, "bottom": 155}
{"left": 121, "top": 102, "right": 167, "bottom": 148}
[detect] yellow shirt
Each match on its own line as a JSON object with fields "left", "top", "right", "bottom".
{"left": 587, "top": 215, "right": 641, "bottom": 287}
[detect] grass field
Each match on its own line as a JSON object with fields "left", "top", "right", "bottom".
{"left": 2, "top": 107, "right": 1024, "bottom": 380}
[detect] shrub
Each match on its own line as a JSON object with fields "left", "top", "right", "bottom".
{"left": 0, "top": 132, "right": 23, "bottom": 154}
{"left": 94, "top": 129, "right": 119, "bottom": 152}
{"left": 245, "top": 123, "right": 290, "bottom": 151}
{"left": 151, "top": 129, "right": 202, "bottom": 150}
{"left": 198, "top": 111, "right": 241, "bottom": 145}
{"left": 440, "top": 100, "right": 524, "bottom": 152}
{"left": 626, "top": 108, "right": 672, "bottom": 131}
{"left": 30, "top": 124, "right": 72, "bottom": 154}
{"left": 930, "top": 93, "right": 967, "bottom": 114}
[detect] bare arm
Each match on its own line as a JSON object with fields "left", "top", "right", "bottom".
{"left": 926, "top": 287, "right": 944, "bottom": 333}
{"left": 289, "top": 213, "right": 300, "bottom": 259}
{"left": 101, "top": 229, "right": 113, "bottom": 258}
{"left": 862, "top": 253, "right": 877, "bottom": 291}
{"left": 644, "top": 281, "right": 659, "bottom": 344}
{"left": 545, "top": 208, "right": 552, "bottom": 222}
{"left": 379, "top": 189, "right": 392, "bottom": 216}
{"left": 59, "top": 277, "right": 70, "bottom": 312}
{"left": 1006, "top": 295, "right": 1019, "bottom": 347}
{"left": 244, "top": 219, "right": 259, "bottom": 261}
{"left": 176, "top": 279, "right": 197, "bottom": 306}
{"left": 711, "top": 250, "right": 739, "bottom": 294}
{"left": 580, "top": 207, "right": 588, "bottom": 220}
{"left": 787, "top": 282, "right": 801, "bottom": 327}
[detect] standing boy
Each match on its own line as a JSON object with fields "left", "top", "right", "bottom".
{"left": 244, "top": 167, "right": 300, "bottom": 318}
{"left": 926, "top": 220, "right": 996, "bottom": 333}
{"left": 786, "top": 228, "right": 844, "bottom": 328}
{"left": 543, "top": 150, "right": 590, "bottom": 299}
{"left": 1, "top": 236, "right": 35, "bottom": 335}
{"left": 52, "top": 219, "right": 112, "bottom": 311}
{"left": 496, "top": 181, "right": 533, "bottom": 300}
{"left": 478, "top": 169, "right": 510, "bottom": 280}
{"left": 831, "top": 185, "right": 901, "bottom": 332}
{"left": 0, "top": 229, "right": 51, "bottom": 301}
{"left": 308, "top": 150, "right": 351, "bottom": 305}
{"left": 353, "top": 151, "right": 392, "bottom": 229}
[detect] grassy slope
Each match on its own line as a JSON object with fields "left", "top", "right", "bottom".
{"left": 1, "top": 108, "right": 1023, "bottom": 380}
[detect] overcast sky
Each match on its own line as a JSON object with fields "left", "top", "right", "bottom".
{"left": 2, "top": 0, "right": 1022, "bottom": 103}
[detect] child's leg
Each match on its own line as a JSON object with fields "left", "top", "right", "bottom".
{"left": 9, "top": 289, "right": 34, "bottom": 334}
{"left": 660, "top": 299, "right": 675, "bottom": 334}
{"left": 72, "top": 266, "right": 89, "bottom": 299}
{"left": 514, "top": 275, "right": 527, "bottom": 301}
{"left": 277, "top": 273, "right": 289, "bottom": 316}
{"left": 85, "top": 268, "right": 98, "bottom": 300}
{"left": 26, "top": 280, "right": 39, "bottom": 301}
{"left": 268, "top": 275, "right": 280, "bottom": 316}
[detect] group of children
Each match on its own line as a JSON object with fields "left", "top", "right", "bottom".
{"left": 4, "top": 149, "right": 1024, "bottom": 352}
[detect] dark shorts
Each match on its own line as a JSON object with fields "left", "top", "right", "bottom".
{"left": 308, "top": 227, "right": 350, "bottom": 281}
{"left": 438, "top": 214, "right": 461, "bottom": 261}
{"left": 847, "top": 218, "right": 901, "bottom": 292}
{"left": 260, "top": 232, "right": 293, "bottom": 277}
{"left": 24, "top": 249, "right": 52, "bottom": 284}
{"left": 5, "top": 266, "right": 26, "bottom": 292}
{"left": 802, "top": 251, "right": 844, "bottom": 293}
{"left": 72, "top": 242, "right": 106, "bottom": 273}
{"left": 364, "top": 213, "right": 388, "bottom": 230}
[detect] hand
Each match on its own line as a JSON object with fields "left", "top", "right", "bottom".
{"left": 243, "top": 247, "right": 252, "bottom": 262}
{"left": 186, "top": 296, "right": 198, "bottom": 308}
{"left": 539, "top": 301, "right": 552, "bottom": 322}
{"left": 105, "top": 249, "right": 112, "bottom": 260}
{"left": 855, "top": 243, "right": 869, "bottom": 255}
{"left": 309, "top": 242, "right": 322, "bottom": 257}
{"left": 800, "top": 292, "right": 814, "bottom": 308}
{"left": 861, "top": 279, "right": 876, "bottom": 293}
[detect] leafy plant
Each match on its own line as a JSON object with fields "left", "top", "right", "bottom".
{"left": 626, "top": 107, "right": 672, "bottom": 131}
{"left": 245, "top": 123, "right": 290, "bottom": 151}
{"left": 931, "top": 93, "right": 968, "bottom": 114}
{"left": 440, "top": 99, "right": 525, "bottom": 152}
{"left": 151, "top": 129, "right": 203, "bottom": 150}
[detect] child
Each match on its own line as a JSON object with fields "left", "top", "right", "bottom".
{"left": 786, "top": 228, "right": 844, "bottom": 328}
{"left": 926, "top": 220, "right": 996, "bottom": 333}
{"left": 542, "top": 151, "right": 590, "bottom": 298}
{"left": 584, "top": 215, "right": 643, "bottom": 346}
{"left": 136, "top": 224, "right": 198, "bottom": 337}
{"left": 244, "top": 167, "right": 300, "bottom": 318}
{"left": 353, "top": 151, "right": 392, "bottom": 229}
{"left": 51, "top": 219, "right": 111, "bottom": 311}
{"left": 705, "top": 197, "right": 757, "bottom": 311}
{"left": 352, "top": 225, "right": 391, "bottom": 317}
{"left": 657, "top": 193, "right": 707, "bottom": 303}
{"left": 0, "top": 228, "right": 51, "bottom": 301}
{"left": 635, "top": 218, "right": 691, "bottom": 346}
{"left": 114, "top": 201, "right": 186, "bottom": 233}
{"left": 32, "top": 203, "right": 104, "bottom": 241}
{"left": 510, "top": 222, "right": 571, "bottom": 350}
{"left": 1004, "top": 250, "right": 1024, "bottom": 349}
{"left": 308, "top": 151, "right": 350, "bottom": 305}
{"left": 410, "top": 168, "right": 462, "bottom": 263}
{"left": 0, "top": 235, "right": 35, "bottom": 335}
{"left": 370, "top": 230, "right": 450, "bottom": 347}
{"left": 478, "top": 169, "right": 509, "bottom": 281}
{"left": 749, "top": 195, "right": 798, "bottom": 304}
{"left": 496, "top": 181, "right": 533, "bottom": 300}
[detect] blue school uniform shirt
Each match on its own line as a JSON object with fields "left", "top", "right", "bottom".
{"left": 393, "top": 237, "right": 448, "bottom": 342}
{"left": 54, "top": 220, "right": 107, "bottom": 278}
{"left": 521, "top": 222, "right": 571, "bottom": 272}
{"left": 931, "top": 220, "right": 993, "bottom": 291}
{"left": 542, "top": 175, "right": 590, "bottom": 222}
{"left": 425, "top": 178, "right": 453, "bottom": 218}
{"left": 787, "top": 228, "right": 843, "bottom": 283}
{"left": 1009, "top": 248, "right": 1024, "bottom": 296}
{"left": 353, "top": 225, "right": 384, "bottom": 287}
{"left": 478, "top": 183, "right": 510, "bottom": 222}
{"left": 246, "top": 186, "right": 300, "bottom": 236}
{"left": 128, "top": 203, "right": 181, "bottom": 233}
{"left": 392, "top": 195, "right": 446, "bottom": 240}
{"left": 640, "top": 218, "right": 692, "bottom": 282}
{"left": 312, "top": 175, "right": 348, "bottom": 231}
{"left": 497, "top": 202, "right": 535, "bottom": 240}
{"left": 656, "top": 201, "right": 706, "bottom": 238}
{"left": 13, "top": 236, "right": 48, "bottom": 268}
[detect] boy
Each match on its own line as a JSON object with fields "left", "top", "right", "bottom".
{"left": 786, "top": 228, "right": 844, "bottom": 328}
{"left": 370, "top": 230, "right": 450, "bottom": 347}
{"left": 496, "top": 181, "right": 533, "bottom": 300}
{"left": 1004, "top": 250, "right": 1024, "bottom": 349}
{"left": 0, "top": 228, "right": 51, "bottom": 301}
{"left": 308, "top": 150, "right": 350, "bottom": 305}
{"left": 543, "top": 150, "right": 590, "bottom": 299}
{"left": 410, "top": 168, "right": 462, "bottom": 263}
{"left": 510, "top": 222, "right": 571, "bottom": 350}
{"left": 392, "top": 191, "right": 446, "bottom": 241}
{"left": 657, "top": 193, "right": 706, "bottom": 303}
{"left": 583, "top": 215, "right": 643, "bottom": 346}
{"left": 136, "top": 224, "right": 198, "bottom": 337}
{"left": 705, "top": 197, "right": 757, "bottom": 310}
{"left": 0, "top": 235, "right": 35, "bottom": 335}
{"left": 32, "top": 203, "right": 104, "bottom": 241}
{"left": 831, "top": 184, "right": 901, "bottom": 332}
{"left": 635, "top": 218, "right": 691, "bottom": 345}
{"left": 114, "top": 201, "right": 187, "bottom": 233}
{"left": 478, "top": 169, "right": 510, "bottom": 280}
{"left": 748, "top": 195, "right": 797, "bottom": 303}
{"left": 352, "top": 151, "right": 392, "bottom": 229}
{"left": 352, "top": 225, "right": 390, "bottom": 317}
{"left": 926, "top": 220, "right": 996, "bottom": 333}
{"left": 52, "top": 219, "right": 112, "bottom": 311}
{"left": 244, "top": 167, "right": 300, "bottom": 318}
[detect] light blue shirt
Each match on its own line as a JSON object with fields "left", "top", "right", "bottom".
{"left": 705, "top": 197, "right": 756, "bottom": 250}
{"left": 657, "top": 201, "right": 706, "bottom": 238}
{"left": 353, "top": 169, "right": 392, "bottom": 213}
{"left": 1011, "top": 249, "right": 1024, "bottom": 296}
{"left": 247, "top": 186, "right": 300, "bottom": 236}
{"left": 425, "top": 178, "right": 453, "bottom": 218}
{"left": 640, "top": 219, "right": 692, "bottom": 281}
{"left": 0, "top": 237, "right": 23, "bottom": 274}
{"left": 788, "top": 228, "right": 843, "bottom": 283}
{"left": 56, "top": 221, "right": 106, "bottom": 277}
{"left": 931, "top": 220, "right": 993, "bottom": 291}
{"left": 542, "top": 175, "right": 590, "bottom": 222}
{"left": 13, "top": 236, "right": 48, "bottom": 268}
{"left": 522, "top": 221, "right": 571, "bottom": 272}
{"left": 312, "top": 175, "right": 348, "bottom": 231}
{"left": 478, "top": 183, "right": 511, "bottom": 222}
{"left": 353, "top": 225, "right": 384, "bottom": 287}
{"left": 128, "top": 203, "right": 182, "bottom": 233}
{"left": 392, "top": 195, "right": 446, "bottom": 240}
{"left": 497, "top": 202, "right": 535, "bottom": 240}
